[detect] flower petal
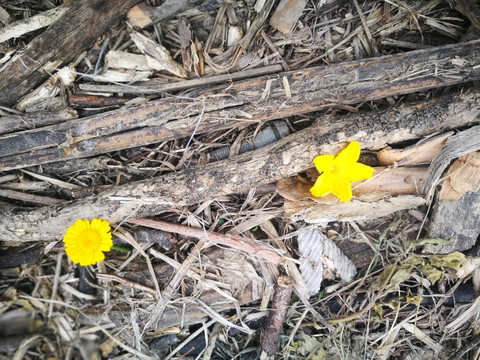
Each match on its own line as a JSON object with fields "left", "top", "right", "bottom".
{"left": 331, "top": 176, "right": 353, "bottom": 202}
{"left": 345, "top": 163, "right": 374, "bottom": 182}
{"left": 334, "top": 141, "right": 360, "bottom": 165}
{"left": 313, "top": 154, "right": 335, "bottom": 174}
{"left": 310, "top": 172, "right": 334, "bottom": 197}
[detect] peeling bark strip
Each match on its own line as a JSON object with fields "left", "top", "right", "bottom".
{"left": 0, "top": 89, "right": 479, "bottom": 242}
{"left": 0, "top": 0, "right": 140, "bottom": 106}
{"left": 1, "top": 40, "right": 480, "bottom": 171}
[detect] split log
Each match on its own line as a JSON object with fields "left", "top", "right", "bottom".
{"left": 1, "top": 88, "right": 479, "bottom": 242}
{"left": 0, "top": 0, "right": 140, "bottom": 107}
{"left": 1, "top": 40, "right": 480, "bottom": 171}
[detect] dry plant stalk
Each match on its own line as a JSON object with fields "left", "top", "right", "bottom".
{"left": 128, "top": 218, "right": 286, "bottom": 264}
{"left": 259, "top": 275, "right": 294, "bottom": 359}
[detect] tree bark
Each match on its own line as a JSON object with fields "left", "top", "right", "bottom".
{"left": 1, "top": 40, "right": 480, "bottom": 171}
{"left": 0, "top": 89, "right": 479, "bottom": 242}
{"left": 0, "top": 0, "right": 140, "bottom": 106}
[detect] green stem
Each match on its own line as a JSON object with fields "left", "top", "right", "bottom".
{"left": 110, "top": 245, "right": 131, "bottom": 253}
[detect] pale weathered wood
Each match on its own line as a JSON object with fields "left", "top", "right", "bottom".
{"left": 0, "top": 0, "right": 140, "bottom": 106}
{"left": 1, "top": 88, "right": 479, "bottom": 242}
{"left": 2, "top": 40, "right": 480, "bottom": 171}
{"left": 424, "top": 152, "right": 480, "bottom": 254}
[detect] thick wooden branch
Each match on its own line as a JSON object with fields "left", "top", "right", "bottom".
{"left": 0, "top": 0, "right": 140, "bottom": 106}
{"left": 1, "top": 40, "right": 480, "bottom": 171}
{"left": 1, "top": 88, "right": 479, "bottom": 242}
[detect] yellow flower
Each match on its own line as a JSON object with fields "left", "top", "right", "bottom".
{"left": 63, "top": 218, "right": 113, "bottom": 266}
{"left": 310, "top": 141, "right": 374, "bottom": 202}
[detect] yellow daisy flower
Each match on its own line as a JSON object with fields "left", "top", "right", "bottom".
{"left": 63, "top": 218, "right": 113, "bottom": 266}
{"left": 310, "top": 141, "right": 374, "bottom": 202}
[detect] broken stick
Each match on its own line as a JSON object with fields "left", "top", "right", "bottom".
{"left": 259, "top": 275, "right": 294, "bottom": 359}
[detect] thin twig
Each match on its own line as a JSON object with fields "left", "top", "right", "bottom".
{"left": 128, "top": 218, "right": 287, "bottom": 264}
{"left": 96, "top": 273, "right": 157, "bottom": 295}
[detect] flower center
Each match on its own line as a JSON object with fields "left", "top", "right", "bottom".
{"left": 330, "top": 165, "right": 340, "bottom": 175}
{"left": 81, "top": 230, "right": 101, "bottom": 249}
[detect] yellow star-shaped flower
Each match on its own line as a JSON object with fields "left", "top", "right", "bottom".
{"left": 310, "top": 141, "right": 374, "bottom": 202}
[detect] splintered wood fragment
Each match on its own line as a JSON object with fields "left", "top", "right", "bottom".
{"left": 105, "top": 50, "right": 153, "bottom": 71}
{"left": 377, "top": 132, "right": 452, "bottom": 166}
{"left": 93, "top": 69, "right": 152, "bottom": 83}
{"left": 2, "top": 41, "right": 480, "bottom": 171}
{"left": 0, "top": 6, "right": 10, "bottom": 24}
{"left": 0, "top": 0, "right": 140, "bottom": 107}
{"left": 126, "top": 3, "right": 154, "bottom": 28}
{"left": 131, "top": 31, "right": 187, "bottom": 78}
{"left": 0, "top": 89, "right": 479, "bottom": 242}
{"left": 0, "top": 108, "right": 77, "bottom": 135}
{"left": 270, "top": 0, "right": 308, "bottom": 34}
{"left": 128, "top": 218, "right": 286, "bottom": 264}
{"left": 259, "top": 275, "right": 294, "bottom": 359}
{"left": 15, "top": 66, "right": 77, "bottom": 112}
{"left": 439, "top": 152, "right": 480, "bottom": 200}
{"left": 0, "top": 5, "right": 68, "bottom": 43}
{"left": 424, "top": 151, "right": 480, "bottom": 254}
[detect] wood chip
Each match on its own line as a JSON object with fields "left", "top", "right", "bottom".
{"left": 131, "top": 31, "right": 187, "bottom": 78}
{"left": 270, "top": 0, "right": 308, "bottom": 34}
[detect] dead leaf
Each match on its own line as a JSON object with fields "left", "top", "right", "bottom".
{"left": 419, "top": 263, "right": 444, "bottom": 285}
{"left": 430, "top": 252, "right": 466, "bottom": 270}
{"left": 406, "top": 237, "right": 453, "bottom": 251}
